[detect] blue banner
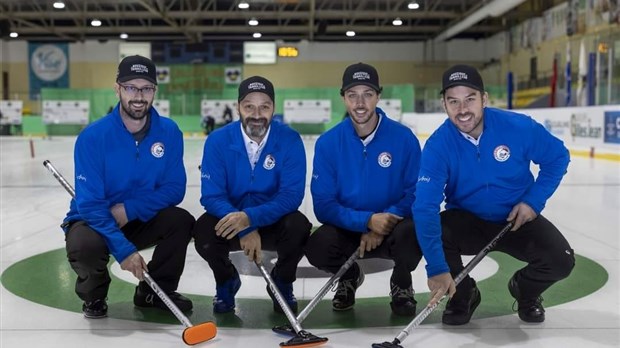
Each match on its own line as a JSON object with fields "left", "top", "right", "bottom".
{"left": 604, "top": 111, "right": 620, "bottom": 144}
{"left": 28, "top": 43, "right": 69, "bottom": 100}
{"left": 507, "top": 71, "right": 513, "bottom": 110}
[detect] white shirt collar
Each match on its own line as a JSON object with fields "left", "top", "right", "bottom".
{"left": 459, "top": 130, "right": 482, "bottom": 146}
{"left": 241, "top": 122, "right": 271, "bottom": 169}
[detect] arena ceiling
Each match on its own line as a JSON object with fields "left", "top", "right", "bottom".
{"left": 0, "top": 0, "right": 557, "bottom": 43}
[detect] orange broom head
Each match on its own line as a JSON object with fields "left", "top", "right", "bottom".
{"left": 182, "top": 321, "right": 217, "bottom": 345}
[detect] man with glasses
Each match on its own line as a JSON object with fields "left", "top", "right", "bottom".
{"left": 305, "top": 62, "right": 423, "bottom": 317}
{"left": 414, "top": 64, "right": 574, "bottom": 325}
{"left": 62, "top": 55, "right": 194, "bottom": 319}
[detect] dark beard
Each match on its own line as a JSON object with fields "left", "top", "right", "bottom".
{"left": 121, "top": 101, "right": 150, "bottom": 120}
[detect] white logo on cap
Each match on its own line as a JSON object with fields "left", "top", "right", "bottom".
{"left": 131, "top": 64, "right": 149, "bottom": 74}
{"left": 248, "top": 82, "right": 266, "bottom": 90}
{"left": 449, "top": 72, "right": 468, "bottom": 81}
{"left": 352, "top": 71, "right": 371, "bottom": 80}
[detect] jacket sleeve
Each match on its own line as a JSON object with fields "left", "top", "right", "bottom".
{"left": 520, "top": 119, "right": 570, "bottom": 214}
{"left": 311, "top": 136, "right": 373, "bottom": 233}
{"left": 243, "top": 133, "right": 306, "bottom": 231}
{"left": 200, "top": 134, "right": 240, "bottom": 218}
{"left": 413, "top": 141, "right": 451, "bottom": 277}
{"left": 385, "top": 133, "right": 421, "bottom": 218}
{"left": 124, "top": 127, "right": 187, "bottom": 222}
{"left": 73, "top": 131, "right": 137, "bottom": 263}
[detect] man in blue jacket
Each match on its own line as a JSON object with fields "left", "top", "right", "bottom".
{"left": 63, "top": 55, "right": 195, "bottom": 319}
{"left": 193, "top": 76, "right": 311, "bottom": 314}
{"left": 305, "top": 63, "right": 423, "bottom": 316}
{"left": 414, "top": 64, "right": 575, "bottom": 325}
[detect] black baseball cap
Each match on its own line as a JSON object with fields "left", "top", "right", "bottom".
{"left": 340, "top": 62, "right": 383, "bottom": 96}
{"left": 116, "top": 55, "right": 157, "bottom": 85}
{"left": 238, "top": 76, "right": 275, "bottom": 103}
{"left": 440, "top": 64, "right": 484, "bottom": 94}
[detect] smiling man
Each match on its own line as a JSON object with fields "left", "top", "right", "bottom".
{"left": 193, "top": 76, "right": 311, "bottom": 315}
{"left": 414, "top": 64, "right": 574, "bottom": 326}
{"left": 63, "top": 55, "right": 194, "bottom": 319}
{"left": 305, "top": 63, "right": 423, "bottom": 317}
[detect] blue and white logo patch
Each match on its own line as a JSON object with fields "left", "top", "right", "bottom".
{"left": 263, "top": 154, "right": 276, "bottom": 170}
{"left": 378, "top": 152, "right": 392, "bottom": 168}
{"left": 151, "top": 142, "right": 165, "bottom": 158}
{"left": 493, "top": 145, "right": 510, "bottom": 162}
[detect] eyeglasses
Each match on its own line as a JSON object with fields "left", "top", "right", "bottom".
{"left": 118, "top": 84, "right": 156, "bottom": 96}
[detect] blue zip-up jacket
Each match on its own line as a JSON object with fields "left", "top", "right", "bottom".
{"left": 413, "top": 107, "right": 570, "bottom": 277}
{"left": 199, "top": 120, "right": 306, "bottom": 238}
{"left": 64, "top": 104, "right": 187, "bottom": 263}
{"left": 311, "top": 108, "right": 422, "bottom": 232}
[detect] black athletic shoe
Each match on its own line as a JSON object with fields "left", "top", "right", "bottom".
{"left": 133, "top": 285, "right": 193, "bottom": 313}
{"left": 389, "top": 281, "right": 417, "bottom": 316}
{"left": 442, "top": 280, "right": 481, "bottom": 325}
{"left": 508, "top": 275, "right": 545, "bottom": 323}
{"left": 82, "top": 299, "right": 108, "bottom": 319}
{"left": 332, "top": 263, "right": 365, "bottom": 311}
{"left": 266, "top": 269, "right": 298, "bottom": 314}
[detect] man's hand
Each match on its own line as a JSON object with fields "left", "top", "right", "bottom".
{"left": 239, "top": 230, "right": 262, "bottom": 263}
{"left": 427, "top": 272, "right": 456, "bottom": 307}
{"left": 110, "top": 203, "right": 128, "bottom": 228}
{"left": 359, "top": 231, "right": 384, "bottom": 258}
{"left": 507, "top": 202, "right": 537, "bottom": 231}
{"left": 120, "top": 252, "right": 147, "bottom": 281}
{"left": 215, "top": 211, "right": 251, "bottom": 239}
{"left": 367, "top": 213, "right": 403, "bottom": 236}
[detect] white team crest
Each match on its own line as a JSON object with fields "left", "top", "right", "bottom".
{"left": 263, "top": 154, "right": 276, "bottom": 170}
{"left": 151, "top": 142, "right": 165, "bottom": 158}
{"left": 493, "top": 145, "right": 510, "bottom": 162}
{"left": 378, "top": 152, "right": 392, "bottom": 168}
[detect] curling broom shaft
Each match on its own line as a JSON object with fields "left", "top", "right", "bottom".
{"left": 394, "top": 221, "right": 515, "bottom": 343}
{"left": 43, "top": 160, "right": 75, "bottom": 197}
{"left": 297, "top": 249, "right": 359, "bottom": 322}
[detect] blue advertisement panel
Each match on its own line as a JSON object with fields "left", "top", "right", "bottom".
{"left": 603, "top": 111, "right": 620, "bottom": 144}
{"left": 28, "top": 43, "right": 69, "bottom": 99}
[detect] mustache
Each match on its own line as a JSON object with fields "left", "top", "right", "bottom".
{"left": 245, "top": 117, "right": 267, "bottom": 124}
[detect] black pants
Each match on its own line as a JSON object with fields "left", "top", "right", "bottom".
{"left": 305, "top": 218, "right": 422, "bottom": 289}
{"left": 441, "top": 209, "right": 575, "bottom": 300}
{"left": 65, "top": 206, "right": 195, "bottom": 302}
{"left": 193, "top": 211, "right": 311, "bottom": 284}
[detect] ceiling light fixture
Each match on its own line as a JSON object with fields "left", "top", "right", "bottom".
{"left": 408, "top": 2, "right": 420, "bottom": 10}
{"left": 253, "top": 32, "right": 262, "bottom": 38}
{"left": 392, "top": 18, "right": 403, "bottom": 26}
{"left": 238, "top": 2, "right": 249, "bottom": 9}
{"left": 53, "top": 1, "right": 65, "bottom": 9}
{"left": 90, "top": 19, "right": 102, "bottom": 27}
{"left": 9, "top": 32, "right": 18, "bottom": 38}
{"left": 119, "top": 33, "right": 129, "bottom": 39}
{"left": 346, "top": 31, "right": 355, "bottom": 37}
{"left": 248, "top": 18, "right": 259, "bottom": 26}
